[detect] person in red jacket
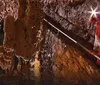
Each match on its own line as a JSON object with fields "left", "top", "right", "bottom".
{"left": 89, "top": 13, "right": 100, "bottom": 65}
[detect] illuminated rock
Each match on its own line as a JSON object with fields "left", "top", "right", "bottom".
{"left": 0, "top": 46, "right": 13, "bottom": 72}
{"left": 3, "top": 0, "right": 45, "bottom": 60}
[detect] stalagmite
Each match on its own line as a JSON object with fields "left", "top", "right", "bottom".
{"left": 3, "top": 0, "right": 45, "bottom": 60}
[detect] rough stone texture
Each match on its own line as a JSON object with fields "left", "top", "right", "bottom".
{"left": 0, "top": 46, "right": 13, "bottom": 73}
{"left": 0, "top": 0, "right": 98, "bottom": 44}
{"left": 48, "top": 30, "right": 100, "bottom": 85}
{"left": 0, "top": 0, "right": 100, "bottom": 85}
{"left": 3, "top": 0, "right": 45, "bottom": 60}
{"left": 0, "top": 0, "right": 18, "bottom": 22}
{"left": 41, "top": 0, "right": 100, "bottom": 44}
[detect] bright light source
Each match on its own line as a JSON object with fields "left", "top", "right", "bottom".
{"left": 88, "top": 7, "right": 100, "bottom": 18}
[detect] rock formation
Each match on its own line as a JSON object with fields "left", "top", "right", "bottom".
{"left": 0, "top": 0, "right": 45, "bottom": 74}
{"left": 42, "top": 0, "right": 98, "bottom": 44}
{"left": 0, "top": 46, "right": 13, "bottom": 73}
{"left": 3, "top": 0, "right": 45, "bottom": 60}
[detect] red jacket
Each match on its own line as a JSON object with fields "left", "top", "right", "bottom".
{"left": 89, "top": 14, "right": 100, "bottom": 38}
{"left": 89, "top": 14, "right": 100, "bottom": 65}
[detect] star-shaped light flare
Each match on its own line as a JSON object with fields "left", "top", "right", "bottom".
{"left": 88, "top": 7, "right": 100, "bottom": 18}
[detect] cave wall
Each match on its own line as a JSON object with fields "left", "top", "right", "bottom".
{"left": 0, "top": 0, "right": 100, "bottom": 70}
{"left": 41, "top": 0, "right": 100, "bottom": 44}
{"left": 0, "top": 0, "right": 99, "bottom": 45}
{"left": 3, "top": 0, "right": 45, "bottom": 60}
{"left": 0, "top": 0, "right": 18, "bottom": 21}
{"left": 0, "top": 0, "right": 45, "bottom": 72}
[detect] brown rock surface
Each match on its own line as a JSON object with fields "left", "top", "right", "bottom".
{"left": 50, "top": 32, "right": 100, "bottom": 85}
{"left": 0, "top": 46, "right": 13, "bottom": 72}
{"left": 3, "top": 0, "right": 45, "bottom": 60}
{"left": 3, "top": 15, "right": 16, "bottom": 49}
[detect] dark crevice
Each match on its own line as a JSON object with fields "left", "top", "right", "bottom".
{"left": 0, "top": 20, "right": 4, "bottom": 45}
{"left": 24, "top": 28, "right": 27, "bottom": 40}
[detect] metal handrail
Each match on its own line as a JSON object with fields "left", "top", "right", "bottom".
{"left": 44, "top": 18, "right": 100, "bottom": 60}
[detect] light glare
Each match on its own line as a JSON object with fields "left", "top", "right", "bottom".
{"left": 88, "top": 7, "right": 100, "bottom": 18}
